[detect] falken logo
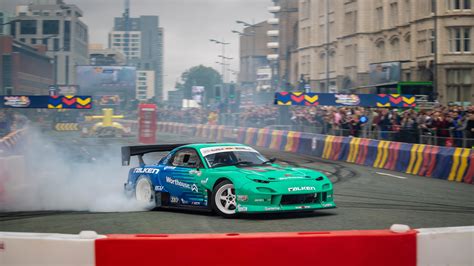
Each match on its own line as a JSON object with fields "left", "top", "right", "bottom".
{"left": 134, "top": 168, "right": 159, "bottom": 174}
{"left": 288, "top": 186, "right": 316, "bottom": 192}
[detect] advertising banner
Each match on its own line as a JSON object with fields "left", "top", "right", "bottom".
{"left": 275, "top": 92, "right": 416, "bottom": 108}
{"left": 76, "top": 66, "right": 136, "bottom": 105}
{"left": 369, "top": 62, "right": 401, "bottom": 85}
{"left": 0, "top": 96, "right": 92, "bottom": 109}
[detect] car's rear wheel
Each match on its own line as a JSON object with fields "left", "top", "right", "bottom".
{"left": 212, "top": 180, "right": 237, "bottom": 218}
{"left": 135, "top": 176, "right": 155, "bottom": 207}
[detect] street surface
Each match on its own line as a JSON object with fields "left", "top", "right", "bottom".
{"left": 0, "top": 131, "right": 473, "bottom": 234}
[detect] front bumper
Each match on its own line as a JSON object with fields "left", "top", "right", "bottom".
{"left": 235, "top": 190, "right": 336, "bottom": 213}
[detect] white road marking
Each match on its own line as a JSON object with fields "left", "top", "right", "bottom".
{"left": 376, "top": 172, "right": 407, "bottom": 179}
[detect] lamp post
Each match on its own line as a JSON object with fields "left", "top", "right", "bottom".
{"left": 210, "top": 39, "right": 230, "bottom": 83}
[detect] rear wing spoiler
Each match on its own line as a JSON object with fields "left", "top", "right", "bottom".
{"left": 121, "top": 144, "right": 189, "bottom": 166}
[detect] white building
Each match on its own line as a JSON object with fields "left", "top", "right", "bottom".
{"left": 108, "top": 31, "right": 141, "bottom": 60}
{"left": 136, "top": 70, "right": 155, "bottom": 100}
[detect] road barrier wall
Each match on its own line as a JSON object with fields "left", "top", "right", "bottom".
{"left": 157, "top": 122, "right": 473, "bottom": 184}
{"left": 0, "top": 128, "right": 27, "bottom": 156}
{"left": 1, "top": 226, "right": 473, "bottom": 266}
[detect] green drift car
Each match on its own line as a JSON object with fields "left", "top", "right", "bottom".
{"left": 122, "top": 143, "right": 335, "bottom": 218}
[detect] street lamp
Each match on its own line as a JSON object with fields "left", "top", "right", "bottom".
{"left": 209, "top": 38, "right": 230, "bottom": 83}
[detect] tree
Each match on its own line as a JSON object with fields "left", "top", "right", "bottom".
{"left": 180, "top": 65, "right": 222, "bottom": 102}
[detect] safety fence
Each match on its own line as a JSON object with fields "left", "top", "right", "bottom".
{"left": 1, "top": 225, "right": 473, "bottom": 266}
{"left": 0, "top": 128, "right": 28, "bottom": 157}
{"left": 157, "top": 122, "right": 473, "bottom": 184}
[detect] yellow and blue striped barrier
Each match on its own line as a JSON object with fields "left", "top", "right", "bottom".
{"left": 156, "top": 122, "right": 473, "bottom": 184}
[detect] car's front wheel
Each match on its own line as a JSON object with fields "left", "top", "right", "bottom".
{"left": 211, "top": 180, "right": 237, "bottom": 218}
{"left": 135, "top": 176, "right": 156, "bottom": 208}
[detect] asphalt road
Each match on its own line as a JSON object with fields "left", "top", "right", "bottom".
{"left": 1, "top": 131, "right": 473, "bottom": 234}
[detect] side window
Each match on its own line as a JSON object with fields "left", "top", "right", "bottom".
{"left": 168, "top": 149, "right": 203, "bottom": 168}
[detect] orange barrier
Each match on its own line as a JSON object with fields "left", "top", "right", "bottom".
{"left": 96, "top": 229, "right": 417, "bottom": 266}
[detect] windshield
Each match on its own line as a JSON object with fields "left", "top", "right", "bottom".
{"left": 205, "top": 151, "right": 268, "bottom": 168}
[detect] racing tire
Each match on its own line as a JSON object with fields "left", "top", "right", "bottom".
{"left": 134, "top": 176, "right": 156, "bottom": 208}
{"left": 211, "top": 180, "right": 238, "bottom": 218}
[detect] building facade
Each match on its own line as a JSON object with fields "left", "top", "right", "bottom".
{"left": 271, "top": 0, "right": 300, "bottom": 89}
{"left": 0, "top": 35, "right": 54, "bottom": 95}
{"left": 89, "top": 44, "right": 126, "bottom": 66}
{"left": 0, "top": 10, "right": 14, "bottom": 35}
{"left": 10, "top": 0, "right": 89, "bottom": 86}
{"left": 136, "top": 70, "right": 155, "bottom": 101}
{"left": 238, "top": 21, "right": 272, "bottom": 88}
{"left": 110, "top": 16, "right": 164, "bottom": 102}
{"left": 297, "top": 0, "right": 473, "bottom": 103}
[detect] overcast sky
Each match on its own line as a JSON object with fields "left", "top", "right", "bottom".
{"left": 0, "top": 0, "right": 271, "bottom": 98}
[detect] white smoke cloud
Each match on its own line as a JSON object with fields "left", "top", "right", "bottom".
{"left": 1, "top": 128, "right": 152, "bottom": 212}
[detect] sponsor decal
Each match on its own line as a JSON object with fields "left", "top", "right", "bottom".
{"left": 200, "top": 146, "right": 258, "bottom": 157}
{"left": 288, "top": 186, "right": 316, "bottom": 192}
{"left": 254, "top": 198, "right": 265, "bottom": 202}
{"left": 295, "top": 206, "right": 311, "bottom": 209}
{"left": 154, "top": 186, "right": 164, "bottom": 191}
{"left": 278, "top": 176, "right": 305, "bottom": 180}
{"left": 166, "top": 176, "right": 191, "bottom": 189}
{"left": 335, "top": 94, "right": 360, "bottom": 106}
{"left": 323, "top": 203, "right": 333, "bottom": 207}
{"left": 191, "top": 184, "right": 199, "bottom": 193}
{"left": 191, "top": 202, "right": 201, "bottom": 205}
{"left": 170, "top": 196, "right": 179, "bottom": 203}
{"left": 237, "top": 195, "right": 248, "bottom": 202}
{"left": 201, "top": 178, "right": 209, "bottom": 185}
{"left": 265, "top": 207, "right": 281, "bottom": 211}
{"left": 237, "top": 205, "right": 248, "bottom": 212}
{"left": 163, "top": 166, "right": 176, "bottom": 170}
{"left": 180, "top": 199, "right": 189, "bottom": 204}
{"left": 4, "top": 96, "right": 31, "bottom": 107}
{"left": 327, "top": 194, "right": 332, "bottom": 198}
{"left": 134, "top": 168, "right": 160, "bottom": 174}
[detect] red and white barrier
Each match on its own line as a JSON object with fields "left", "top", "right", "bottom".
{"left": 0, "top": 231, "right": 104, "bottom": 266}
{"left": 417, "top": 226, "right": 474, "bottom": 266}
{"left": 1, "top": 225, "right": 473, "bottom": 266}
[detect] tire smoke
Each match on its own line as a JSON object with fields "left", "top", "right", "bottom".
{"left": 1, "top": 128, "right": 152, "bottom": 212}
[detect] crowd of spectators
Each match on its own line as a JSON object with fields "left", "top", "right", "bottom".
{"left": 287, "top": 105, "right": 474, "bottom": 147}
{"left": 155, "top": 104, "right": 474, "bottom": 148}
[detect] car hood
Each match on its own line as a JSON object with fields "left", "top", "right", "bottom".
{"left": 236, "top": 165, "right": 315, "bottom": 181}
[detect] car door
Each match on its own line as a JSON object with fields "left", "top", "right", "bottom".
{"left": 159, "top": 148, "right": 206, "bottom": 206}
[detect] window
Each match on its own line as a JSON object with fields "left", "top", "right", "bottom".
{"left": 31, "top": 38, "right": 36, "bottom": 44}
{"left": 344, "top": 11, "right": 357, "bottom": 34}
{"left": 404, "top": 0, "right": 411, "bottom": 23}
{"left": 20, "top": 20, "right": 37, "bottom": 34}
{"left": 391, "top": 38, "right": 400, "bottom": 60}
{"left": 448, "top": 27, "right": 472, "bottom": 53}
{"left": 375, "top": 7, "right": 383, "bottom": 30}
{"left": 43, "top": 20, "right": 59, "bottom": 35}
{"left": 447, "top": 0, "right": 471, "bottom": 10}
{"left": 390, "top": 2, "right": 399, "bottom": 26}
{"left": 446, "top": 69, "right": 472, "bottom": 102}
{"left": 53, "top": 38, "right": 60, "bottom": 51}
{"left": 169, "top": 149, "right": 202, "bottom": 168}
{"left": 376, "top": 40, "right": 386, "bottom": 61}
{"left": 64, "top": 21, "right": 71, "bottom": 52}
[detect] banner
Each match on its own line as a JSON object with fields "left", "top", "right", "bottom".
{"left": 274, "top": 92, "right": 416, "bottom": 108}
{"left": 0, "top": 96, "right": 92, "bottom": 109}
